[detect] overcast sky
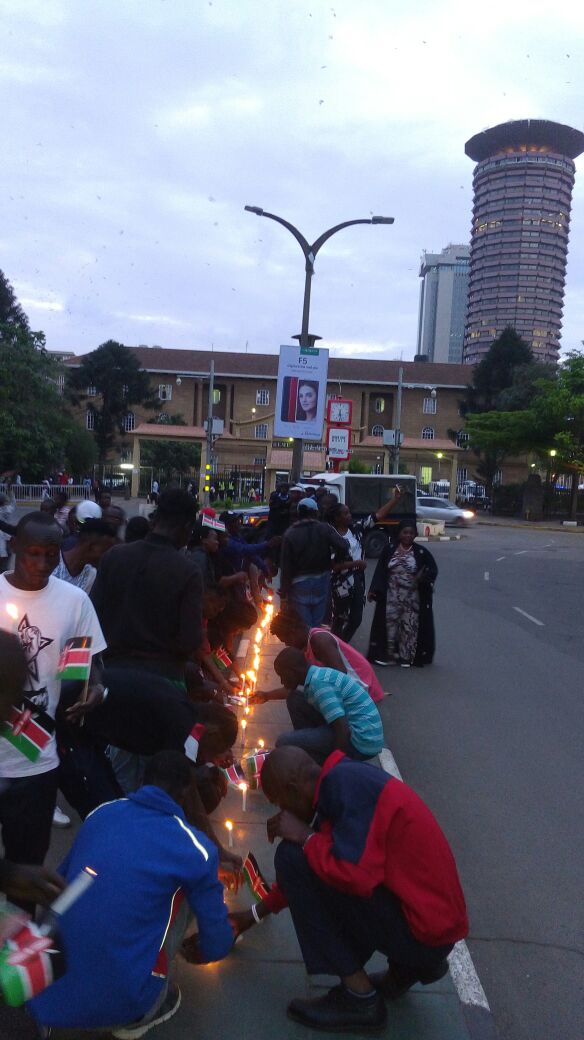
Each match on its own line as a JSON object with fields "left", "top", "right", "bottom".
{"left": 2, "top": 0, "right": 584, "bottom": 361}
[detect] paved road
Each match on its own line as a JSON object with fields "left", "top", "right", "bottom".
{"left": 353, "top": 527, "right": 584, "bottom": 1040}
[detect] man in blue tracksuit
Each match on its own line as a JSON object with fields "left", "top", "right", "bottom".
{"left": 28, "top": 751, "right": 234, "bottom": 1037}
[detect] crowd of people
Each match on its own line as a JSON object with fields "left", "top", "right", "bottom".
{"left": 0, "top": 480, "right": 467, "bottom": 1038}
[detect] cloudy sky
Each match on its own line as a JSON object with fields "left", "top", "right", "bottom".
{"left": 2, "top": 0, "right": 584, "bottom": 360}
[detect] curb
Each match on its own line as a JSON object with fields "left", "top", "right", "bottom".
{"left": 379, "top": 749, "right": 501, "bottom": 1040}
{"left": 478, "top": 519, "right": 584, "bottom": 533}
{"left": 415, "top": 534, "right": 462, "bottom": 542}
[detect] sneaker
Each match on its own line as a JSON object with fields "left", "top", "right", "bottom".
{"left": 52, "top": 806, "right": 71, "bottom": 828}
{"left": 400, "top": 663, "right": 411, "bottom": 668}
{"left": 112, "top": 985, "right": 181, "bottom": 1039}
{"left": 287, "top": 984, "right": 386, "bottom": 1033}
{"left": 373, "top": 659, "right": 391, "bottom": 667}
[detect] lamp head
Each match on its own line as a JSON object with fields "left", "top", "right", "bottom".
{"left": 245, "top": 205, "right": 264, "bottom": 216}
{"left": 371, "top": 215, "right": 395, "bottom": 224}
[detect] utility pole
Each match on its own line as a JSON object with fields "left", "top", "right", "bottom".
{"left": 392, "top": 366, "right": 404, "bottom": 474}
{"left": 204, "top": 360, "right": 215, "bottom": 506}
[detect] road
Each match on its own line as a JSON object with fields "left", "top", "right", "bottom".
{"left": 354, "top": 526, "right": 584, "bottom": 1040}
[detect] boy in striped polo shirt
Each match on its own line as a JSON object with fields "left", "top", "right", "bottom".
{"left": 262, "top": 647, "right": 383, "bottom": 764}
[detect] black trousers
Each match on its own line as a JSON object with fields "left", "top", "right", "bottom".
{"left": 0, "top": 768, "right": 59, "bottom": 912}
{"left": 275, "top": 840, "right": 452, "bottom": 978}
{"left": 331, "top": 577, "right": 366, "bottom": 644}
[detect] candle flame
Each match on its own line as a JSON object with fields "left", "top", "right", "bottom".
{"left": 244, "top": 705, "right": 250, "bottom": 715}
{"left": 246, "top": 670, "right": 256, "bottom": 681}
{"left": 225, "top": 820, "right": 233, "bottom": 832}
{"left": 241, "top": 719, "right": 247, "bottom": 729}
{"left": 238, "top": 782, "right": 248, "bottom": 793}
{"left": 258, "top": 739, "right": 265, "bottom": 749}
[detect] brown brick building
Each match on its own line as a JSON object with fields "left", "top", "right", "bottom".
{"left": 65, "top": 347, "right": 527, "bottom": 496}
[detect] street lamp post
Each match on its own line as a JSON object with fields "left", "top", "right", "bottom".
{"left": 245, "top": 207, "right": 394, "bottom": 482}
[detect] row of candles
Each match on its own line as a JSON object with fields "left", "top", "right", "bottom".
{"left": 225, "top": 595, "right": 274, "bottom": 847}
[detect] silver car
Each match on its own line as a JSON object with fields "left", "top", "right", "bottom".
{"left": 416, "top": 496, "right": 477, "bottom": 527}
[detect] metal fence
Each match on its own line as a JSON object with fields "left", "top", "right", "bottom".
{"left": 0, "top": 483, "right": 92, "bottom": 503}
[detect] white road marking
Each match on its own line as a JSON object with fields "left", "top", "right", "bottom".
{"left": 514, "top": 550, "right": 529, "bottom": 555}
{"left": 378, "top": 747, "right": 491, "bottom": 1011}
{"left": 513, "top": 606, "right": 544, "bottom": 627}
{"left": 484, "top": 571, "right": 490, "bottom": 581}
{"left": 496, "top": 556, "right": 506, "bottom": 562}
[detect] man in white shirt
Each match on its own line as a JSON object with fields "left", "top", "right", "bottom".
{"left": 0, "top": 512, "right": 107, "bottom": 909}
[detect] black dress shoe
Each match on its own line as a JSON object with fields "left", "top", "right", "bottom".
{"left": 287, "top": 984, "right": 387, "bottom": 1033}
{"left": 370, "top": 958, "right": 449, "bottom": 1000}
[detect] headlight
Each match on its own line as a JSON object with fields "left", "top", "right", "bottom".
{"left": 462, "top": 510, "right": 475, "bottom": 519}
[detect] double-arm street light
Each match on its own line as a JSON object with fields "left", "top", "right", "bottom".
{"left": 245, "top": 206, "right": 394, "bottom": 481}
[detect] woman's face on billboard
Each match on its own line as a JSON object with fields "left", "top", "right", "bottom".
{"left": 298, "top": 383, "right": 317, "bottom": 416}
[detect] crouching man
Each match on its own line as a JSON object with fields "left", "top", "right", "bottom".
{"left": 28, "top": 751, "right": 234, "bottom": 1038}
{"left": 233, "top": 747, "right": 468, "bottom": 1033}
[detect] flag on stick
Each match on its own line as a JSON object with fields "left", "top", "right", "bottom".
{"left": 211, "top": 646, "right": 232, "bottom": 672}
{"left": 242, "top": 751, "right": 270, "bottom": 790}
{"left": 242, "top": 851, "right": 270, "bottom": 903}
{"left": 184, "top": 723, "right": 205, "bottom": 764}
{"left": 56, "top": 637, "right": 92, "bottom": 681}
{"left": 0, "top": 701, "right": 53, "bottom": 763}
{"left": 221, "top": 761, "right": 246, "bottom": 789}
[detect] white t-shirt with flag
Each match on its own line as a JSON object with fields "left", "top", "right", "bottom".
{"left": 0, "top": 574, "right": 107, "bottom": 778}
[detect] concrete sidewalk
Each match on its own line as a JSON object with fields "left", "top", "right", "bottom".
{"left": 7, "top": 633, "right": 498, "bottom": 1040}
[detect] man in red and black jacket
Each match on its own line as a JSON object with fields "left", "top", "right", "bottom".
{"left": 231, "top": 747, "right": 468, "bottom": 1033}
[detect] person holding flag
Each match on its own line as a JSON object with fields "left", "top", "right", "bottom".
{"left": 0, "top": 512, "right": 106, "bottom": 910}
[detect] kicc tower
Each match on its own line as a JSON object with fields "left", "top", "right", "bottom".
{"left": 463, "top": 119, "right": 584, "bottom": 365}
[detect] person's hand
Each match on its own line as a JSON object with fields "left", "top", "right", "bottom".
{"left": 367, "top": 591, "right": 377, "bottom": 602}
{"left": 267, "top": 810, "right": 312, "bottom": 846}
{"left": 234, "top": 571, "right": 248, "bottom": 585}
{"left": 65, "top": 684, "right": 105, "bottom": 723}
{"left": 352, "top": 560, "right": 367, "bottom": 571}
{"left": 393, "top": 485, "right": 403, "bottom": 499}
{"left": 0, "top": 862, "right": 65, "bottom": 907}
{"left": 268, "top": 536, "right": 282, "bottom": 548}
{"left": 414, "top": 566, "right": 428, "bottom": 586}
{"left": 219, "top": 852, "right": 243, "bottom": 892}
{"left": 214, "top": 748, "right": 234, "bottom": 768}
{"left": 248, "top": 690, "right": 268, "bottom": 705}
{"left": 228, "top": 909, "right": 255, "bottom": 938}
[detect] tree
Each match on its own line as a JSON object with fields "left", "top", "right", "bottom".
{"left": 459, "top": 327, "right": 550, "bottom": 495}
{"left": 64, "top": 427, "right": 97, "bottom": 479}
{"left": 0, "top": 323, "right": 71, "bottom": 479}
{"left": 68, "top": 340, "right": 158, "bottom": 472}
{"left": 0, "top": 270, "right": 29, "bottom": 330}
{"left": 141, "top": 414, "right": 201, "bottom": 482}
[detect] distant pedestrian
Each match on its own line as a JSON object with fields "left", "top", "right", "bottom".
{"left": 279, "top": 498, "right": 348, "bottom": 627}
{"left": 367, "top": 521, "right": 437, "bottom": 668}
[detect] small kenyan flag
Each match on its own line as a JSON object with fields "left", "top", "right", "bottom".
{"left": 242, "top": 851, "right": 270, "bottom": 903}
{"left": 221, "top": 761, "right": 246, "bottom": 789}
{"left": 0, "top": 922, "right": 64, "bottom": 1007}
{"left": 242, "top": 751, "right": 269, "bottom": 790}
{"left": 211, "top": 646, "right": 232, "bottom": 672}
{"left": 56, "top": 637, "right": 92, "bottom": 681}
{"left": 0, "top": 701, "right": 53, "bottom": 763}
{"left": 184, "top": 723, "right": 205, "bottom": 764}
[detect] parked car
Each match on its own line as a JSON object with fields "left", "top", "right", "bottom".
{"left": 416, "top": 496, "right": 477, "bottom": 527}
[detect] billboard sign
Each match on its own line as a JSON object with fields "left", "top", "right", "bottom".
{"left": 274, "top": 344, "right": 329, "bottom": 442}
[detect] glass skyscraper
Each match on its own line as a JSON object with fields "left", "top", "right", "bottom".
{"left": 463, "top": 119, "right": 584, "bottom": 365}
{"left": 417, "top": 244, "right": 470, "bottom": 363}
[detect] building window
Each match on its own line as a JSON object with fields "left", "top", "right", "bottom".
{"left": 493, "top": 468, "right": 503, "bottom": 486}
{"left": 456, "top": 430, "right": 470, "bottom": 447}
{"left": 419, "top": 465, "right": 432, "bottom": 486}
{"left": 256, "top": 389, "right": 270, "bottom": 406}
{"left": 212, "top": 389, "right": 221, "bottom": 405}
{"left": 86, "top": 385, "right": 97, "bottom": 397}
{"left": 254, "top": 423, "right": 268, "bottom": 440}
{"left": 123, "top": 412, "right": 135, "bottom": 432}
{"left": 458, "top": 467, "right": 468, "bottom": 483}
{"left": 423, "top": 397, "right": 437, "bottom": 414}
{"left": 422, "top": 426, "right": 435, "bottom": 440}
{"left": 374, "top": 398, "right": 385, "bottom": 413}
{"left": 371, "top": 424, "right": 384, "bottom": 437}
{"left": 56, "top": 374, "right": 65, "bottom": 395}
{"left": 159, "top": 384, "right": 173, "bottom": 401}
{"left": 253, "top": 456, "right": 266, "bottom": 467}
{"left": 158, "top": 412, "right": 169, "bottom": 422}
{"left": 86, "top": 409, "right": 95, "bottom": 431}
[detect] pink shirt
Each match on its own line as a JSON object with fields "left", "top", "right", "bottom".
{"left": 306, "top": 628, "right": 385, "bottom": 703}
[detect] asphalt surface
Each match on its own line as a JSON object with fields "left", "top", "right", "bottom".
{"left": 351, "top": 527, "right": 584, "bottom": 1040}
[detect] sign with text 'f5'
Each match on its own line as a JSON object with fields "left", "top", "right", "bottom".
{"left": 327, "top": 426, "right": 350, "bottom": 460}
{"left": 274, "top": 344, "right": 329, "bottom": 442}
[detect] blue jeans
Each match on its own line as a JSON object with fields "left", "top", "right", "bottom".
{"left": 288, "top": 572, "right": 331, "bottom": 627}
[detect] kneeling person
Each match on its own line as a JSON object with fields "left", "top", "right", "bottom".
{"left": 27, "top": 751, "right": 234, "bottom": 1036}
{"left": 261, "top": 648, "right": 383, "bottom": 764}
{"left": 237, "top": 747, "right": 468, "bottom": 1033}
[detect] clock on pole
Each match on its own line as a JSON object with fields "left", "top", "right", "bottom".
{"left": 327, "top": 398, "right": 353, "bottom": 426}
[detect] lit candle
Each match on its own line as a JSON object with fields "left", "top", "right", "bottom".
{"left": 267, "top": 594, "right": 273, "bottom": 603}
{"left": 241, "top": 718, "right": 247, "bottom": 746}
{"left": 255, "top": 629, "right": 262, "bottom": 644}
{"left": 244, "top": 704, "right": 250, "bottom": 716}
{"left": 4, "top": 603, "right": 18, "bottom": 636}
{"left": 253, "top": 654, "right": 260, "bottom": 671}
{"left": 258, "top": 739, "right": 265, "bottom": 750}
{"left": 225, "top": 820, "right": 233, "bottom": 849}
{"left": 239, "top": 781, "right": 248, "bottom": 812}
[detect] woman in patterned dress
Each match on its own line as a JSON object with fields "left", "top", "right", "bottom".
{"left": 367, "top": 522, "right": 438, "bottom": 668}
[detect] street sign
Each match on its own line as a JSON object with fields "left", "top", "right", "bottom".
{"left": 382, "top": 429, "right": 404, "bottom": 447}
{"left": 327, "top": 426, "right": 350, "bottom": 459}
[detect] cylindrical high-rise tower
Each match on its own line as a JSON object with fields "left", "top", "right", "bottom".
{"left": 463, "top": 119, "right": 584, "bottom": 365}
